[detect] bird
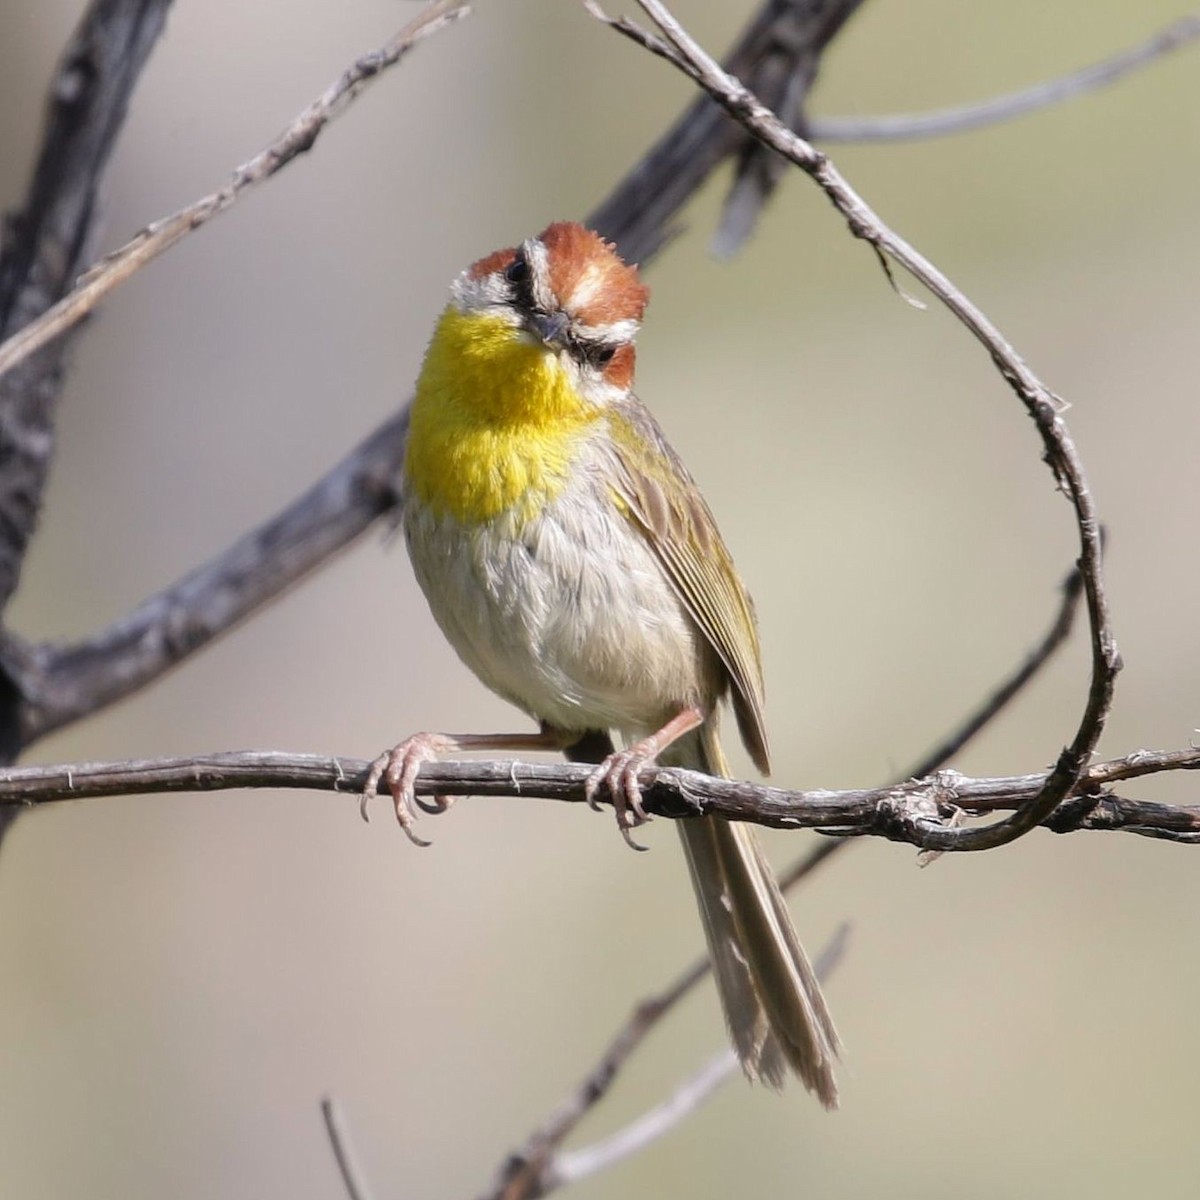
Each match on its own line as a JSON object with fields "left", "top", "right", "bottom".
{"left": 364, "top": 221, "right": 841, "bottom": 1106}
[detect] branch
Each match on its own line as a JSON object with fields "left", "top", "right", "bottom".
{"left": 559, "top": 931, "right": 850, "bottom": 1188}
{"left": 590, "top": 0, "right": 1121, "bottom": 855}
{"left": 0, "top": 0, "right": 471, "bottom": 387}
{"left": 589, "top": 0, "right": 865, "bottom": 264}
{"left": 0, "top": 0, "right": 174, "bottom": 762}
{"left": 2, "top": 747, "right": 1196, "bottom": 843}
{"left": 810, "top": 14, "right": 1200, "bottom": 143}
{"left": 490, "top": 925, "right": 849, "bottom": 1200}
{"left": 321, "top": 1096, "right": 378, "bottom": 1200}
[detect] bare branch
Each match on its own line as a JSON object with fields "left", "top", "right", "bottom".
{"left": 0, "top": 0, "right": 471, "bottom": 386}
{"left": 589, "top": 0, "right": 866, "bottom": 273}
{"left": 905, "top": 559, "right": 1086, "bottom": 780}
{"left": 811, "top": 15, "right": 1200, "bottom": 143}
{"left": 2, "top": 747, "right": 1196, "bottom": 843}
{"left": 591, "top": 0, "right": 1121, "bottom": 854}
{"left": 0, "top": 0, "right": 174, "bottom": 770}
{"left": 321, "top": 1096, "right": 379, "bottom": 1200}
{"left": 549, "top": 925, "right": 849, "bottom": 1191}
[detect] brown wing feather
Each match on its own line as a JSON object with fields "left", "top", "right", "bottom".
{"left": 603, "top": 396, "right": 770, "bottom": 774}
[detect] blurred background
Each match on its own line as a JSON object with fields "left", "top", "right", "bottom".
{"left": 1, "top": 2, "right": 1198, "bottom": 1197}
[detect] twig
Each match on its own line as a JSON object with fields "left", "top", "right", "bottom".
{"left": 590, "top": 0, "right": 865, "bottom": 264}
{"left": 905, "top": 560, "right": 1086, "bottom": 780}
{"left": 591, "top": 0, "right": 1122, "bottom": 854}
{"left": 546, "top": 925, "right": 849, "bottom": 1192}
{"left": 811, "top": 14, "right": 1200, "bottom": 143}
{"left": 1, "top": 747, "right": 1196, "bottom": 843}
{"left": 0, "top": 0, "right": 470, "bottom": 386}
{"left": 321, "top": 1096, "right": 378, "bottom": 1200}
{"left": 478, "top": 914, "right": 729, "bottom": 1200}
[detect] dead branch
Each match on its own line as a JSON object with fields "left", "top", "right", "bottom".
{"left": 811, "top": 13, "right": 1200, "bottom": 142}
{"left": 0, "top": 0, "right": 173, "bottom": 768}
{"left": 1, "top": 746, "right": 1195, "bottom": 844}
{"left": 0, "top": 0, "right": 470, "bottom": 387}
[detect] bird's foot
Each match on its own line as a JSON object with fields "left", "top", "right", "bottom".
{"left": 584, "top": 741, "right": 659, "bottom": 852}
{"left": 361, "top": 732, "right": 456, "bottom": 847}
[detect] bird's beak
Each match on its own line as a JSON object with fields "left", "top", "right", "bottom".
{"left": 529, "top": 311, "right": 569, "bottom": 350}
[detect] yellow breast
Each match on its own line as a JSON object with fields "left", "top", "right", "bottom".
{"left": 405, "top": 307, "right": 598, "bottom": 525}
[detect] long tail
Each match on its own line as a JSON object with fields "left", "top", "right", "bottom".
{"left": 671, "top": 724, "right": 841, "bottom": 1107}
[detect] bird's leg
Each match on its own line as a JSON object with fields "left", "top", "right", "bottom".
{"left": 362, "top": 728, "right": 570, "bottom": 846}
{"left": 584, "top": 706, "right": 705, "bottom": 851}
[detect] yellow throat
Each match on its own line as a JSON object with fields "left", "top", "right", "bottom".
{"left": 405, "top": 307, "right": 598, "bottom": 525}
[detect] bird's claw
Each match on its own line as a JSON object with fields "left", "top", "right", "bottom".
{"left": 585, "top": 747, "right": 655, "bottom": 852}
{"left": 360, "top": 733, "right": 455, "bottom": 847}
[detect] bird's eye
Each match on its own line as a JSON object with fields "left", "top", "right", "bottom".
{"left": 504, "top": 256, "right": 528, "bottom": 285}
{"left": 594, "top": 345, "right": 617, "bottom": 367}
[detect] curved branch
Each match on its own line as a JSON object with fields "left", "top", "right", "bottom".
{"left": 810, "top": 14, "right": 1200, "bottom": 143}
{"left": 592, "top": 0, "right": 1122, "bottom": 854}
{"left": 1, "top": 747, "right": 1195, "bottom": 843}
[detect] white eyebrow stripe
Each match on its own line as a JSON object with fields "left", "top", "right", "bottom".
{"left": 450, "top": 269, "right": 521, "bottom": 315}
{"left": 570, "top": 317, "right": 640, "bottom": 344}
{"left": 523, "top": 238, "right": 556, "bottom": 312}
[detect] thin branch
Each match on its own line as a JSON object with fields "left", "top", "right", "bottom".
{"left": 321, "top": 1096, "right": 378, "bottom": 1200}
{"left": 546, "top": 925, "right": 849, "bottom": 1192}
{"left": 2, "top": 747, "right": 1196, "bottom": 843}
{"left": 810, "top": 14, "right": 1200, "bottom": 143}
{"left": 905, "top": 560, "right": 1086, "bottom": 780}
{"left": 592, "top": 0, "right": 1121, "bottom": 854}
{"left": 0, "top": 0, "right": 471, "bottom": 386}
{"left": 589, "top": 0, "right": 865, "bottom": 264}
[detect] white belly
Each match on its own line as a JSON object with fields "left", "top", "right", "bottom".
{"left": 403, "top": 473, "right": 712, "bottom": 739}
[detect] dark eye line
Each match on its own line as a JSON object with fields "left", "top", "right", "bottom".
{"left": 503, "top": 253, "right": 535, "bottom": 310}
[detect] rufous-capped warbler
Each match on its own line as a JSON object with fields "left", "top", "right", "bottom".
{"left": 364, "top": 222, "right": 841, "bottom": 1106}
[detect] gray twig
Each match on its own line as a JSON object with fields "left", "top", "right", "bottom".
{"left": 515, "top": 925, "right": 849, "bottom": 1198}
{"left": 321, "top": 1096, "right": 378, "bottom": 1200}
{"left": 0, "top": 0, "right": 471, "bottom": 386}
{"left": 811, "top": 14, "right": 1200, "bottom": 143}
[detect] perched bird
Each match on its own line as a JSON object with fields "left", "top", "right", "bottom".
{"left": 365, "top": 222, "right": 840, "bottom": 1105}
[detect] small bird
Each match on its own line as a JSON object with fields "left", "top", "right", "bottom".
{"left": 365, "top": 222, "right": 840, "bottom": 1105}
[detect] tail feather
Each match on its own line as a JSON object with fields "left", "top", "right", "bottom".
{"left": 671, "top": 725, "right": 840, "bottom": 1107}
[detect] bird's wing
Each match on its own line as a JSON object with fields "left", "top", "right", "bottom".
{"left": 601, "top": 396, "right": 770, "bottom": 774}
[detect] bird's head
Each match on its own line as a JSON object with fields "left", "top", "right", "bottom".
{"left": 448, "top": 222, "right": 650, "bottom": 405}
